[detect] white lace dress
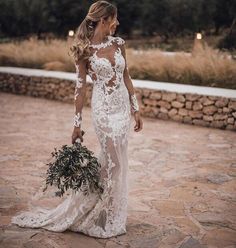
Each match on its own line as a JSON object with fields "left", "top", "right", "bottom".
{"left": 11, "top": 35, "right": 140, "bottom": 238}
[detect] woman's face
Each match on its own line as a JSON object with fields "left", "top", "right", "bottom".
{"left": 104, "top": 13, "right": 119, "bottom": 35}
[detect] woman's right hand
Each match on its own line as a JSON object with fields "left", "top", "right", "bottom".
{"left": 71, "top": 127, "right": 85, "bottom": 144}
{"left": 133, "top": 111, "right": 143, "bottom": 132}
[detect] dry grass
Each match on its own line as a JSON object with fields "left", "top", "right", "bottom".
{"left": 126, "top": 43, "right": 236, "bottom": 89}
{"left": 0, "top": 37, "right": 74, "bottom": 71}
{"left": 0, "top": 37, "right": 235, "bottom": 89}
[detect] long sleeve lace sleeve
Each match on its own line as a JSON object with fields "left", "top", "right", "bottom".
{"left": 119, "top": 38, "right": 140, "bottom": 114}
{"left": 73, "top": 59, "right": 87, "bottom": 128}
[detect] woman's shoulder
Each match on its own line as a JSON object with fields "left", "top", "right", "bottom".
{"left": 111, "top": 36, "right": 125, "bottom": 45}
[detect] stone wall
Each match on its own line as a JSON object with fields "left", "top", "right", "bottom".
{"left": 0, "top": 72, "right": 236, "bottom": 131}
{"left": 135, "top": 89, "right": 236, "bottom": 131}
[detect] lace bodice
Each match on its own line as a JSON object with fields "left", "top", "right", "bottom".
{"left": 73, "top": 35, "right": 139, "bottom": 128}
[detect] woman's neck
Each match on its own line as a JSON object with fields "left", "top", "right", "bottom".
{"left": 90, "top": 30, "right": 109, "bottom": 45}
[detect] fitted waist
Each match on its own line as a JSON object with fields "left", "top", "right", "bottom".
{"left": 91, "top": 85, "right": 130, "bottom": 114}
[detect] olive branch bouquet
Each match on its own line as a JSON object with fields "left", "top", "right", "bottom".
{"left": 43, "top": 131, "right": 104, "bottom": 199}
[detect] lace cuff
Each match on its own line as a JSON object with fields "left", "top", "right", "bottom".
{"left": 130, "top": 94, "right": 139, "bottom": 113}
{"left": 74, "top": 112, "right": 82, "bottom": 127}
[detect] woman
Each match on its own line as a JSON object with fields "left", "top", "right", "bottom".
{"left": 11, "top": 0, "right": 143, "bottom": 238}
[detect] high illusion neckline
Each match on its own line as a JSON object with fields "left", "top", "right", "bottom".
{"left": 89, "top": 35, "right": 113, "bottom": 49}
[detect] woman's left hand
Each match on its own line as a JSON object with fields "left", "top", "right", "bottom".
{"left": 133, "top": 111, "right": 143, "bottom": 132}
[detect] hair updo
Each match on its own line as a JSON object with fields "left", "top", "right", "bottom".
{"left": 69, "top": 1, "right": 117, "bottom": 64}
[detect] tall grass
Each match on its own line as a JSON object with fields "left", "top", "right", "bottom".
{"left": 0, "top": 37, "right": 235, "bottom": 89}
{"left": 0, "top": 37, "right": 73, "bottom": 71}
{"left": 127, "top": 45, "right": 236, "bottom": 89}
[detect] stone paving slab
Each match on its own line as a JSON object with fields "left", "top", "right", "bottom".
{"left": 0, "top": 92, "right": 236, "bottom": 248}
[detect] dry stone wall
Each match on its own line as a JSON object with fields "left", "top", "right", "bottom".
{"left": 135, "top": 88, "right": 236, "bottom": 130}
{"left": 0, "top": 72, "right": 236, "bottom": 131}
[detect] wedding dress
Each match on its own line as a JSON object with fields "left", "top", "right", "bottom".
{"left": 11, "top": 35, "right": 140, "bottom": 238}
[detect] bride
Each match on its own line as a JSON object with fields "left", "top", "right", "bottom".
{"left": 11, "top": 0, "right": 143, "bottom": 238}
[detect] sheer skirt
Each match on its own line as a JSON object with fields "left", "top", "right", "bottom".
{"left": 11, "top": 84, "right": 132, "bottom": 238}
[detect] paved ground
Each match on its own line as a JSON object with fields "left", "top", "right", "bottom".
{"left": 0, "top": 92, "right": 236, "bottom": 248}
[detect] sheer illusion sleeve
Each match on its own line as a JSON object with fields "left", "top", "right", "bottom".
{"left": 73, "top": 59, "right": 87, "bottom": 128}
{"left": 119, "top": 37, "right": 140, "bottom": 114}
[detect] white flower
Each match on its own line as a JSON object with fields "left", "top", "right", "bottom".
{"left": 81, "top": 158, "right": 88, "bottom": 167}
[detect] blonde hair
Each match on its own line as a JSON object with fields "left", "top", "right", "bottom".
{"left": 69, "top": 0, "right": 117, "bottom": 64}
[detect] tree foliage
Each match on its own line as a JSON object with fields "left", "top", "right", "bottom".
{"left": 0, "top": 0, "right": 235, "bottom": 38}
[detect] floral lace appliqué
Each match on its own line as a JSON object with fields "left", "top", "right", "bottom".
{"left": 11, "top": 36, "right": 132, "bottom": 239}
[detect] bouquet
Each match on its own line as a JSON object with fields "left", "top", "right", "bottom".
{"left": 43, "top": 131, "right": 104, "bottom": 199}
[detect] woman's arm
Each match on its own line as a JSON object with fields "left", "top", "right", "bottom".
{"left": 120, "top": 39, "right": 140, "bottom": 114}
{"left": 119, "top": 37, "right": 143, "bottom": 132}
{"left": 71, "top": 58, "right": 87, "bottom": 144}
{"left": 73, "top": 59, "right": 87, "bottom": 128}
